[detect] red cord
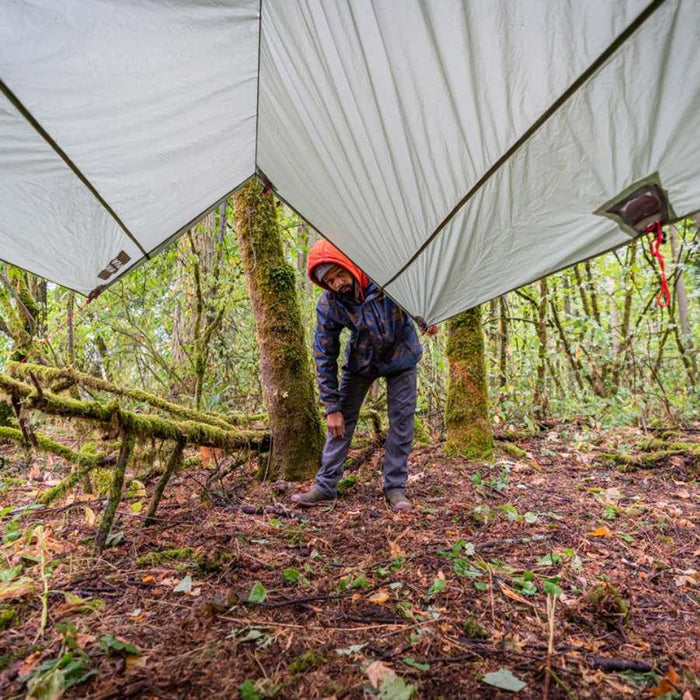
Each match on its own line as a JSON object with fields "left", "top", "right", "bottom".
{"left": 647, "top": 221, "right": 670, "bottom": 308}
{"left": 19, "top": 296, "right": 94, "bottom": 364}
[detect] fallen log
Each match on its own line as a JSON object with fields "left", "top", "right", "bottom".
{"left": 7, "top": 362, "right": 266, "bottom": 430}
{"left": 0, "top": 374, "right": 269, "bottom": 451}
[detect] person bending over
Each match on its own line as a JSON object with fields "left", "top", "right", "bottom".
{"left": 292, "top": 239, "right": 434, "bottom": 512}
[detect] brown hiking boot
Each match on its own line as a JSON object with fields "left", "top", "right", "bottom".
{"left": 291, "top": 487, "right": 335, "bottom": 508}
{"left": 385, "top": 489, "right": 412, "bottom": 512}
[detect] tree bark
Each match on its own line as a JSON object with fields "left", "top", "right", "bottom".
{"left": 233, "top": 179, "right": 323, "bottom": 480}
{"left": 669, "top": 224, "right": 696, "bottom": 383}
{"left": 533, "top": 279, "right": 549, "bottom": 420}
{"left": 498, "top": 295, "right": 508, "bottom": 391}
{"left": 444, "top": 306, "right": 493, "bottom": 458}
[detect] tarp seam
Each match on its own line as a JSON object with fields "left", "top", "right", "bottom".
{"left": 383, "top": 0, "right": 668, "bottom": 288}
{"left": 0, "top": 78, "right": 149, "bottom": 260}
{"left": 253, "top": 0, "right": 263, "bottom": 170}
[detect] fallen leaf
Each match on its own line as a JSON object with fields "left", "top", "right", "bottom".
{"left": 84, "top": 506, "right": 96, "bottom": 527}
{"left": 651, "top": 667, "right": 681, "bottom": 697}
{"left": 365, "top": 660, "right": 397, "bottom": 689}
{"left": 173, "top": 575, "right": 192, "bottom": 593}
{"left": 389, "top": 542, "right": 405, "bottom": 559}
{"left": 587, "top": 526, "right": 612, "bottom": 537}
{"left": 369, "top": 590, "right": 390, "bottom": 604}
{"left": 142, "top": 575, "right": 155, "bottom": 584}
{"left": 18, "top": 650, "right": 41, "bottom": 677}
{"left": 75, "top": 633, "right": 97, "bottom": 647}
{"left": 498, "top": 582, "right": 536, "bottom": 607}
{"left": 482, "top": 668, "right": 527, "bottom": 692}
{"left": 0, "top": 576, "right": 35, "bottom": 601}
{"left": 126, "top": 654, "right": 148, "bottom": 672}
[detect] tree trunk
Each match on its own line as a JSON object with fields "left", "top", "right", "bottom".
{"left": 66, "top": 291, "right": 75, "bottom": 366}
{"left": 669, "top": 224, "right": 697, "bottom": 383}
{"left": 498, "top": 295, "right": 508, "bottom": 391}
{"left": 533, "top": 279, "right": 548, "bottom": 420}
{"left": 444, "top": 306, "right": 493, "bottom": 458}
{"left": 233, "top": 179, "right": 323, "bottom": 480}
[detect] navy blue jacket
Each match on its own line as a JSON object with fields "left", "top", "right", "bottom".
{"left": 313, "top": 282, "right": 422, "bottom": 414}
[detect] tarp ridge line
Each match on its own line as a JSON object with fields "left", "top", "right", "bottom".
{"left": 0, "top": 78, "right": 149, "bottom": 260}
{"left": 253, "top": 0, "right": 264, "bottom": 170}
{"left": 382, "top": 0, "right": 668, "bottom": 289}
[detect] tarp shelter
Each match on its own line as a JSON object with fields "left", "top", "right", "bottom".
{"left": 1, "top": 0, "right": 699, "bottom": 324}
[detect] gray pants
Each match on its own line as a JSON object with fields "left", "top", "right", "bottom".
{"left": 315, "top": 366, "right": 417, "bottom": 497}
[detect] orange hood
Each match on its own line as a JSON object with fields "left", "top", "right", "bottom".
{"left": 307, "top": 239, "right": 369, "bottom": 301}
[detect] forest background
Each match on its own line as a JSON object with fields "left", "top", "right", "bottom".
{"left": 1, "top": 199, "right": 696, "bottom": 436}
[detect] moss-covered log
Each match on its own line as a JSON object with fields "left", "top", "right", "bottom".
{"left": 233, "top": 179, "right": 323, "bottom": 480}
{"left": 0, "top": 374, "right": 269, "bottom": 451}
{"left": 444, "top": 307, "right": 493, "bottom": 459}
{"left": 602, "top": 444, "right": 700, "bottom": 470}
{"left": 95, "top": 431, "right": 134, "bottom": 553}
{"left": 7, "top": 362, "right": 261, "bottom": 430}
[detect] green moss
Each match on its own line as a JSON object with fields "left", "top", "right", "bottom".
{"left": 7, "top": 361, "right": 241, "bottom": 432}
{"left": 498, "top": 441, "right": 527, "bottom": 459}
{"left": 136, "top": 547, "right": 195, "bottom": 567}
{"left": 288, "top": 650, "right": 324, "bottom": 674}
{"left": 444, "top": 307, "right": 493, "bottom": 459}
{"left": 579, "top": 583, "right": 630, "bottom": 624}
{"left": 195, "top": 550, "right": 235, "bottom": 573}
{"left": 90, "top": 468, "right": 113, "bottom": 496}
{"left": 0, "top": 605, "right": 17, "bottom": 631}
{"left": 461, "top": 617, "right": 487, "bottom": 639}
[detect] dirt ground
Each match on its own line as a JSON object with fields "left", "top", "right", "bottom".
{"left": 1, "top": 423, "right": 698, "bottom": 699}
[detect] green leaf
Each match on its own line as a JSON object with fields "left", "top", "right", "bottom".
{"left": 350, "top": 575, "right": 370, "bottom": 590}
{"left": 500, "top": 504, "right": 521, "bottom": 522}
{"left": 248, "top": 581, "right": 268, "bottom": 603}
{"left": 239, "top": 679, "right": 262, "bottom": 700}
{"left": 427, "top": 578, "right": 446, "bottom": 598}
{"left": 0, "top": 565, "right": 22, "bottom": 582}
{"left": 602, "top": 505, "right": 618, "bottom": 520}
{"left": 543, "top": 579, "right": 563, "bottom": 597}
{"left": 524, "top": 511, "right": 539, "bottom": 524}
{"left": 401, "top": 657, "right": 430, "bottom": 671}
{"left": 421, "top": 508, "right": 438, "bottom": 515}
{"left": 282, "top": 568, "right": 300, "bottom": 583}
{"left": 482, "top": 668, "right": 527, "bottom": 692}
{"left": 513, "top": 578, "right": 537, "bottom": 595}
{"left": 99, "top": 634, "right": 140, "bottom": 656}
{"left": 378, "top": 675, "right": 416, "bottom": 699}
{"left": 537, "top": 553, "right": 563, "bottom": 567}
{"left": 619, "top": 533, "right": 634, "bottom": 543}
{"left": 474, "top": 581, "right": 488, "bottom": 591}
{"left": 173, "top": 574, "right": 192, "bottom": 593}
{"left": 26, "top": 665, "right": 65, "bottom": 700}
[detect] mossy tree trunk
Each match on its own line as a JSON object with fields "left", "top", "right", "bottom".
{"left": 444, "top": 306, "right": 493, "bottom": 459}
{"left": 233, "top": 179, "right": 323, "bottom": 480}
{"left": 0, "top": 265, "right": 45, "bottom": 362}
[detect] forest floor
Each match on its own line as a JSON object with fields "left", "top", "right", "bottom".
{"left": 0, "top": 422, "right": 698, "bottom": 699}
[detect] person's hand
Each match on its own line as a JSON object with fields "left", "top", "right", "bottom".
{"left": 424, "top": 324, "right": 438, "bottom": 337}
{"left": 327, "top": 411, "right": 345, "bottom": 439}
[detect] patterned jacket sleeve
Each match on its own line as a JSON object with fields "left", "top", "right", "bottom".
{"left": 313, "top": 295, "right": 344, "bottom": 414}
